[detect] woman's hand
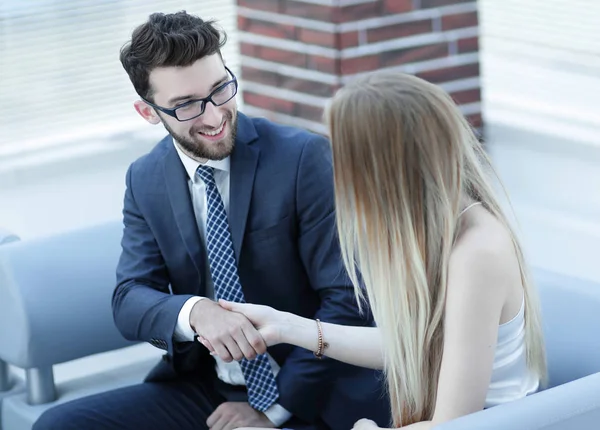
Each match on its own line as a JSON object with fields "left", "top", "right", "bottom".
{"left": 217, "top": 300, "right": 286, "bottom": 347}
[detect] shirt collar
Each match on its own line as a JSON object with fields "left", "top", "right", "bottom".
{"left": 173, "top": 139, "right": 230, "bottom": 182}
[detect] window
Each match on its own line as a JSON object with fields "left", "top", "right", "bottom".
{"left": 0, "top": 0, "right": 240, "bottom": 158}
{"left": 480, "top": 0, "right": 600, "bottom": 145}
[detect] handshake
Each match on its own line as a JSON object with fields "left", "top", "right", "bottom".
{"left": 190, "top": 298, "right": 284, "bottom": 363}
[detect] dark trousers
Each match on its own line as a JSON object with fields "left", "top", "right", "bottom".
{"left": 32, "top": 373, "right": 316, "bottom": 430}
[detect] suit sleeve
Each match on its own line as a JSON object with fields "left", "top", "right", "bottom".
{"left": 112, "top": 164, "right": 194, "bottom": 357}
{"left": 275, "top": 135, "right": 374, "bottom": 422}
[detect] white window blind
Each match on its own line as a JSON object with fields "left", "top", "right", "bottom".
{"left": 0, "top": 0, "right": 241, "bottom": 158}
{"left": 480, "top": 0, "right": 600, "bottom": 145}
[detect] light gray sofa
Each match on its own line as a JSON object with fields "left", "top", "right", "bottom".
{"left": 0, "top": 221, "right": 158, "bottom": 430}
{"left": 0, "top": 228, "right": 25, "bottom": 428}
{"left": 0, "top": 221, "right": 599, "bottom": 429}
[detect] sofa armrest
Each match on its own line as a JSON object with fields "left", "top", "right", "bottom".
{"left": 0, "top": 228, "right": 19, "bottom": 245}
{"left": 0, "top": 221, "right": 136, "bottom": 369}
{"left": 434, "top": 372, "right": 600, "bottom": 430}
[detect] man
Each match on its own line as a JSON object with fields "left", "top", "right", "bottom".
{"left": 33, "top": 11, "right": 389, "bottom": 430}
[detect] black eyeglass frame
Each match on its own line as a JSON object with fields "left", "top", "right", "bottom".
{"left": 142, "top": 66, "right": 238, "bottom": 122}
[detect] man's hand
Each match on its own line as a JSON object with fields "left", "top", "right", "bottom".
{"left": 190, "top": 299, "right": 267, "bottom": 362}
{"left": 207, "top": 402, "right": 275, "bottom": 430}
{"left": 218, "top": 300, "right": 286, "bottom": 347}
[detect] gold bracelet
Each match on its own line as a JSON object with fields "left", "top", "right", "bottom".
{"left": 314, "top": 319, "right": 329, "bottom": 359}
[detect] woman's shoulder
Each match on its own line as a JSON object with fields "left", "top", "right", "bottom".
{"left": 453, "top": 204, "right": 517, "bottom": 264}
{"left": 449, "top": 207, "right": 521, "bottom": 298}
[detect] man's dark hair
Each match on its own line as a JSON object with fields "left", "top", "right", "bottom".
{"left": 120, "top": 11, "right": 227, "bottom": 101}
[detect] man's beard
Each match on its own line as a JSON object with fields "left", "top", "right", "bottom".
{"left": 162, "top": 110, "right": 237, "bottom": 161}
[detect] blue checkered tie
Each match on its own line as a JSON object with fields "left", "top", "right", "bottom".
{"left": 196, "top": 165, "right": 279, "bottom": 412}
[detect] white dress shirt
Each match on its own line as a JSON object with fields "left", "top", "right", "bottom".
{"left": 172, "top": 141, "right": 291, "bottom": 426}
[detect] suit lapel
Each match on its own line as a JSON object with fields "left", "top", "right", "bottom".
{"left": 229, "top": 113, "right": 260, "bottom": 262}
{"left": 163, "top": 140, "right": 205, "bottom": 278}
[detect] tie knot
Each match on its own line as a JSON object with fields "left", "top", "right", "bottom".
{"left": 196, "top": 165, "right": 216, "bottom": 186}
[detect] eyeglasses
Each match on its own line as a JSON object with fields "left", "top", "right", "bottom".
{"left": 143, "top": 66, "right": 238, "bottom": 122}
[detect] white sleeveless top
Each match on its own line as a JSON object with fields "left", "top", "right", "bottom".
{"left": 485, "top": 297, "right": 540, "bottom": 407}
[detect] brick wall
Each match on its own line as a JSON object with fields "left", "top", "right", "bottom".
{"left": 237, "top": 0, "right": 481, "bottom": 135}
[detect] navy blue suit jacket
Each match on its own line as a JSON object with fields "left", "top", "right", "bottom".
{"left": 112, "top": 113, "right": 390, "bottom": 429}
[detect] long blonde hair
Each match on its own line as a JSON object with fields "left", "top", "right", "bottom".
{"left": 326, "top": 71, "right": 546, "bottom": 426}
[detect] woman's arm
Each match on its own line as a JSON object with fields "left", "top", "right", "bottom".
{"left": 281, "top": 310, "right": 384, "bottom": 369}
{"left": 217, "top": 300, "right": 384, "bottom": 370}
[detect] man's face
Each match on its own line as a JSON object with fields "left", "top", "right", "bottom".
{"left": 143, "top": 54, "right": 237, "bottom": 161}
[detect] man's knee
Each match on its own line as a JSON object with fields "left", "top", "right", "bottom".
{"left": 33, "top": 403, "right": 90, "bottom": 430}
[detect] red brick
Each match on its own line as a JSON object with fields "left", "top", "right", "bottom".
{"left": 417, "top": 63, "right": 480, "bottom": 83}
{"left": 240, "top": 42, "right": 258, "bottom": 57}
{"left": 384, "top": 0, "right": 413, "bottom": 13}
{"left": 341, "top": 54, "right": 380, "bottom": 74}
{"left": 237, "top": 0, "right": 281, "bottom": 12}
{"left": 243, "top": 91, "right": 295, "bottom": 115}
{"left": 450, "top": 88, "right": 481, "bottom": 105}
{"left": 381, "top": 43, "right": 448, "bottom": 67}
{"left": 241, "top": 66, "right": 281, "bottom": 87}
{"left": 295, "top": 102, "right": 325, "bottom": 122}
{"left": 419, "top": 0, "right": 474, "bottom": 8}
{"left": 442, "top": 11, "right": 478, "bottom": 30}
{"left": 307, "top": 54, "right": 338, "bottom": 74}
{"left": 241, "top": 64, "right": 337, "bottom": 97}
{"left": 243, "top": 18, "right": 297, "bottom": 40}
{"left": 238, "top": 16, "right": 249, "bottom": 30}
{"left": 457, "top": 36, "right": 479, "bottom": 53}
{"left": 339, "top": 2, "right": 384, "bottom": 22}
{"left": 466, "top": 112, "right": 483, "bottom": 129}
{"left": 280, "top": 76, "right": 337, "bottom": 97}
{"left": 283, "top": 1, "right": 335, "bottom": 22}
{"left": 340, "top": 31, "right": 360, "bottom": 49}
{"left": 367, "top": 19, "right": 433, "bottom": 43}
{"left": 298, "top": 28, "right": 336, "bottom": 48}
{"left": 257, "top": 46, "right": 307, "bottom": 67}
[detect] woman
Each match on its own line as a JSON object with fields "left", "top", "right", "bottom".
{"left": 205, "top": 71, "right": 547, "bottom": 429}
